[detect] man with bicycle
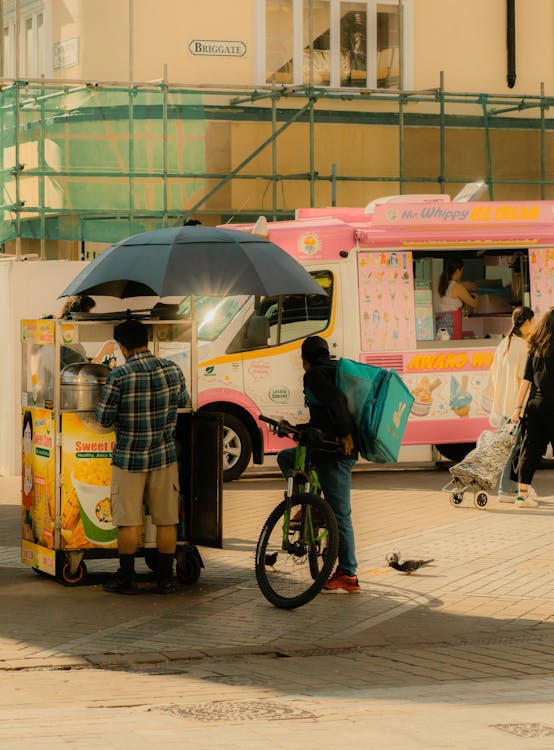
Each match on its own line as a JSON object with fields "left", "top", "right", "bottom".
{"left": 278, "top": 335, "right": 360, "bottom": 593}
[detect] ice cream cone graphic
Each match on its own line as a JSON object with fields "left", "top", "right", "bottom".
{"left": 450, "top": 375, "right": 472, "bottom": 418}
{"left": 411, "top": 377, "right": 441, "bottom": 417}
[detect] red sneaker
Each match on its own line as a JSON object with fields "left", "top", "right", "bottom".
{"left": 322, "top": 568, "right": 361, "bottom": 593}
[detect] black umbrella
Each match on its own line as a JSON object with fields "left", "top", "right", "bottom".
{"left": 60, "top": 226, "right": 326, "bottom": 299}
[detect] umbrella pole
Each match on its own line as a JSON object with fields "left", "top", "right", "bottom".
{"left": 190, "top": 297, "right": 198, "bottom": 411}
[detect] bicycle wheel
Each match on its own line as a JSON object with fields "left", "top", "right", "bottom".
{"left": 255, "top": 493, "right": 338, "bottom": 609}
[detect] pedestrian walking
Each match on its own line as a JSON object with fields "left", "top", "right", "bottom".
{"left": 96, "top": 319, "right": 189, "bottom": 594}
{"left": 277, "top": 335, "right": 360, "bottom": 593}
{"left": 489, "top": 305, "right": 536, "bottom": 503}
{"left": 511, "top": 307, "right": 554, "bottom": 508}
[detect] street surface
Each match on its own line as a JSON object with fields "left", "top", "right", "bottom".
{"left": 1, "top": 465, "right": 554, "bottom": 748}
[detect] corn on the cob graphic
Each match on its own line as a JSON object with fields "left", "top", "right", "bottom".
{"left": 61, "top": 487, "right": 80, "bottom": 530}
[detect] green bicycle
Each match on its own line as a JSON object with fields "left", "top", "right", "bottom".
{"left": 255, "top": 416, "right": 340, "bottom": 609}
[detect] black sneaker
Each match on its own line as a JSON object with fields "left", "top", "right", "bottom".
{"left": 156, "top": 578, "right": 177, "bottom": 595}
{"left": 103, "top": 572, "right": 140, "bottom": 595}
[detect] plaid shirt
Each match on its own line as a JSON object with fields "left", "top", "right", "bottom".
{"left": 96, "top": 351, "right": 189, "bottom": 472}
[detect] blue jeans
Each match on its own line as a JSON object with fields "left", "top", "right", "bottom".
{"left": 498, "top": 420, "right": 521, "bottom": 495}
{"left": 277, "top": 448, "right": 358, "bottom": 576}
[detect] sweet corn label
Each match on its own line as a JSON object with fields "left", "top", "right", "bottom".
{"left": 60, "top": 323, "right": 78, "bottom": 344}
{"left": 21, "top": 540, "right": 56, "bottom": 574}
{"left": 21, "top": 319, "right": 55, "bottom": 346}
{"left": 21, "top": 407, "right": 55, "bottom": 553}
{"left": 61, "top": 413, "right": 117, "bottom": 549}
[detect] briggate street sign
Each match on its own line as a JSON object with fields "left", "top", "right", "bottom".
{"left": 188, "top": 40, "right": 247, "bottom": 57}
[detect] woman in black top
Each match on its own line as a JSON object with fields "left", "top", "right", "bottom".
{"left": 511, "top": 307, "right": 554, "bottom": 508}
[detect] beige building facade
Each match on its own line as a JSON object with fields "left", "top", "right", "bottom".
{"left": 3, "top": 0, "right": 554, "bottom": 93}
{"left": 1, "top": 0, "right": 554, "bottom": 254}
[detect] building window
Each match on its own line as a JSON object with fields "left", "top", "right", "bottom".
{"left": 2, "top": 22, "right": 15, "bottom": 77}
{"left": 265, "top": 0, "right": 294, "bottom": 85}
{"left": 261, "top": 0, "right": 411, "bottom": 89}
{"left": 2, "top": 3, "right": 47, "bottom": 78}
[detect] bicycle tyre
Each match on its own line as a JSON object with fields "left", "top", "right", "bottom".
{"left": 255, "top": 492, "right": 338, "bottom": 609}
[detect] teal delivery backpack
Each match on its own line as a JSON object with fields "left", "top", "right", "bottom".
{"left": 336, "top": 358, "right": 414, "bottom": 464}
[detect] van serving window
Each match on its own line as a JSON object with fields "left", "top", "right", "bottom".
{"left": 412, "top": 249, "right": 531, "bottom": 345}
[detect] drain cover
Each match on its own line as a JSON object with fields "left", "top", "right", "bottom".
{"left": 493, "top": 723, "right": 554, "bottom": 738}
{"left": 156, "top": 700, "right": 316, "bottom": 722}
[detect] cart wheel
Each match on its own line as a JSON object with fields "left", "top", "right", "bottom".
{"left": 450, "top": 491, "right": 464, "bottom": 506}
{"left": 56, "top": 560, "right": 88, "bottom": 586}
{"left": 176, "top": 549, "right": 202, "bottom": 585}
{"left": 143, "top": 548, "right": 159, "bottom": 572}
{"left": 474, "top": 492, "right": 488, "bottom": 509}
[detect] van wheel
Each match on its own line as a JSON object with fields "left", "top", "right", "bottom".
{"left": 435, "top": 443, "right": 475, "bottom": 463}
{"left": 222, "top": 414, "right": 252, "bottom": 482}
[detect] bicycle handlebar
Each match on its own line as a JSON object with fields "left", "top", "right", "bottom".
{"left": 259, "top": 414, "right": 299, "bottom": 435}
{"left": 259, "top": 414, "right": 343, "bottom": 450}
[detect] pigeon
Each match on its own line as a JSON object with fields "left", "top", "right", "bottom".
{"left": 387, "top": 558, "right": 434, "bottom": 574}
{"left": 264, "top": 552, "right": 278, "bottom": 567}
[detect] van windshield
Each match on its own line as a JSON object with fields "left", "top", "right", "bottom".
{"left": 179, "top": 295, "right": 250, "bottom": 341}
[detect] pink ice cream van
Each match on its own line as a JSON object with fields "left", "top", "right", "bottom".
{"left": 189, "top": 194, "right": 554, "bottom": 480}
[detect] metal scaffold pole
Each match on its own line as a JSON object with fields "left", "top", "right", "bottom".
{"left": 439, "top": 71, "right": 446, "bottom": 194}
{"left": 540, "top": 82, "right": 546, "bottom": 200}
{"left": 162, "top": 67, "right": 168, "bottom": 227}
{"left": 271, "top": 92, "right": 278, "bottom": 220}
{"left": 398, "top": 93, "right": 405, "bottom": 194}
{"left": 39, "top": 85, "right": 46, "bottom": 259}
{"left": 480, "top": 94, "right": 494, "bottom": 200}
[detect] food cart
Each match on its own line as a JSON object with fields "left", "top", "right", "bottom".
{"left": 20, "top": 312, "right": 223, "bottom": 586}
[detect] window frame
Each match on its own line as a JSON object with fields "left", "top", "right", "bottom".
{"left": 226, "top": 270, "right": 335, "bottom": 354}
{"left": 2, "top": 1, "right": 49, "bottom": 79}
{"left": 256, "top": 0, "right": 413, "bottom": 89}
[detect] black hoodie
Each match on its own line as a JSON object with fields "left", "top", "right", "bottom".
{"left": 302, "top": 356, "right": 357, "bottom": 462}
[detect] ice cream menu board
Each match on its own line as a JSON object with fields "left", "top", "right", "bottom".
{"left": 358, "top": 251, "right": 416, "bottom": 351}
{"left": 529, "top": 248, "right": 554, "bottom": 318}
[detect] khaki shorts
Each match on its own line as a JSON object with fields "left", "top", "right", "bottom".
{"left": 110, "top": 463, "right": 180, "bottom": 527}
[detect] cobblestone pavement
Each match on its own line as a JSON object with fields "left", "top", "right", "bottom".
{"left": 1, "top": 468, "right": 554, "bottom": 748}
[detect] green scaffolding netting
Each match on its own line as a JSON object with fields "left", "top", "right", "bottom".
{"left": 0, "top": 83, "right": 207, "bottom": 243}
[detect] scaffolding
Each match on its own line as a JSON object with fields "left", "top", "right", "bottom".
{"left": 1, "top": 76, "right": 553, "bottom": 257}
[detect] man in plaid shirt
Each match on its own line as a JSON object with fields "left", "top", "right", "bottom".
{"left": 96, "top": 319, "right": 189, "bottom": 595}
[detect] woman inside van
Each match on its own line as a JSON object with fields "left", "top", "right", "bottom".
{"left": 436, "top": 258, "right": 479, "bottom": 339}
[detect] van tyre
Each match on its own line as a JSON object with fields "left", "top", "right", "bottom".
{"left": 222, "top": 413, "right": 252, "bottom": 482}
{"left": 435, "top": 442, "right": 475, "bottom": 463}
